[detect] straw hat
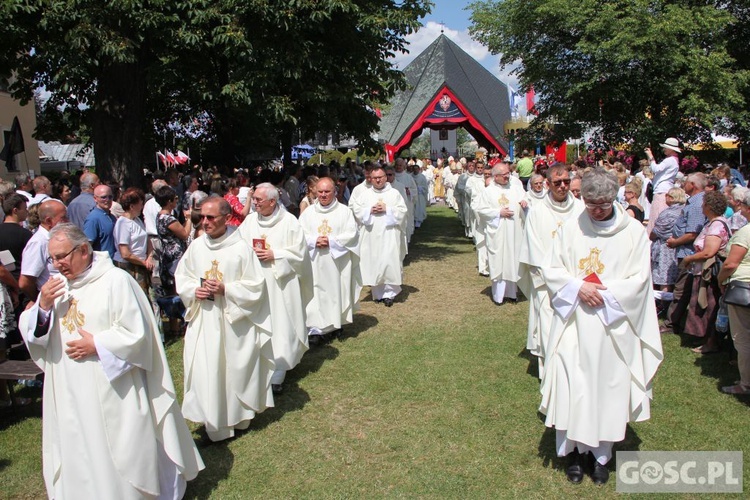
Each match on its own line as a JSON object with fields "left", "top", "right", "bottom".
{"left": 659, "top": 137, "right": 681, "bottom": 153}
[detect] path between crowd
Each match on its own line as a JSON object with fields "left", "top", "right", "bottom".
{"left": 2, "top": 205, "right": 749, "bottom": 498}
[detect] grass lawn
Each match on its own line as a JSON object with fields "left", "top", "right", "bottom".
{"left": 1, "top": 205, "right": 749, "bottom": 499}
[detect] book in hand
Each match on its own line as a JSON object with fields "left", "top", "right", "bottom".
{"left": 200, "top": 278, "right": 215, "bottom": 301}
{"left": 252, "top": 238, "right": 266, "bottom": 250}
{"left": 583, "top": 272, "right": 602, "bottom": 285}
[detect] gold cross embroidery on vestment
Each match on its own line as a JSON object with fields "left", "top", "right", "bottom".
{"left": 498, "top": 194, "right": 509, "bottom": 207}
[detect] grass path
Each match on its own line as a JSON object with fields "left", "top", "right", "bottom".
{"left": 1, "top": 205, "right": 749, "bottom": 498}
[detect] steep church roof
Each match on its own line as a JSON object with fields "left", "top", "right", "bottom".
{"left": 380, "top": 34, "right": 511, "bottom": 155}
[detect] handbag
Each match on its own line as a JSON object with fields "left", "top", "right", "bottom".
{"left": 723, "top": 281, "right": 750, "bottom": 307}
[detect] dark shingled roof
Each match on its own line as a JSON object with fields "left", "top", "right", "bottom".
{"left": 380, "top": 34, "right": 511, "bottom": 154}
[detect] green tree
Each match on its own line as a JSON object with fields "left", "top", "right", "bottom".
{"left": 0, "top": 0, "right": 431, "bottom": 183}
{"left": 469, "top": 0, "right": 750, "bottom": 151}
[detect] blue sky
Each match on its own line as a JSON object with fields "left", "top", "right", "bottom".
{"left": 391, "top": 1, "right": 520, "bottom": 90}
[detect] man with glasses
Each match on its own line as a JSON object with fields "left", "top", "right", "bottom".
{"left": 240, "top": 183, "right": 312, "bottom": 395}
{"left": 20, "top": 223, "right": 204, "bottom": 497}
{"left": 83, "top": 184, "right": 117, "bottom": 258}
{"left": 176, "top": 196, "right": 275, "bottom": 442}
{"left": 472, "top": 163, "right": 527, "bottom": 304}
{"left": 465, "top": 161, "right": 489, "bottom": 274}
{"left": 350, "top": 165, "right": 408, "bottom": 306}
{"left": 523, "top": 173, "right": 547, "bottom": 209}
{"left": 519, "top": 165, "right": 584, "bottom": 379}
{"left": 539, "top": 168, "right": 662, "bottom": 485}
{"left": 20, "top": 199, "right": 68, "bottom": 301}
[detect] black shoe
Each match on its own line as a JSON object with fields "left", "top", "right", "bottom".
{"left": 271, "top": 384, "right": 283, "bottom": 395}
{"left": 591, "top": 459, "right": 609, "bottom": 485}
{"left": 566, "top": 450, "right": 584, "bottom": 484}
{"left": 374, "top": 298, "right": 383, "bottom": 303}
{"left": 308, "top": 335, "right": 324, "bottom": 347}
{"left": 383, "top": 298, "right": 394, "bottom": 307}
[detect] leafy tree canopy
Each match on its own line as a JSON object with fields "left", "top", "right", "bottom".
{"left": 469, "top": 0, "right": 750, "bottom": 152}
{"left": 0, "top": 0, "right": 431, "bottom": 183}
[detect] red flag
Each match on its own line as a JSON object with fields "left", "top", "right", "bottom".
{"left": 375, "top": 108, "right": 382, "bottom": 118}
{"left": 166, "top": 151, "right": 177, "bottom": 166}
{"left": 156, "top": 151, "right": 168, "bottom": 168}
{"left": 384, "top": 144, "right": 397, "bottom": 163}
{"left": 545, "top": 142, "right": 567, "bottom": 164}
{"left": 176, "top": 150, "right": 190, "bottom": 164}
{"left": 525, "top": 87, "right": 538, "bottom": 116}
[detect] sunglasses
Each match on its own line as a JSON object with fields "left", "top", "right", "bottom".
{"left": 551, "top": 179, "right": 571, "bottom": 187}
{"left": 200, "top": 214, "right": 224, "bottom": 221}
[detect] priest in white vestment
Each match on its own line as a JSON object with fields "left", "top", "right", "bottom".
{"left": 350, "top": 166, "right": 408, "bottom": 306}
{"left": 240, "top": 183, "right": 312, "bottom": 393}
{"left": 176, "top": 196, "right": 274, "bottom": 442}
{"left": 20, "top": 223, "right": 203, "bottom": 499}
{"left": 472, "top": 163, "right": 527, "bottom": 302}
{"left": 518, "top": 166, "right": 583, "bottom": 379}
{"left": 539, "top": 168, "right": 663, "bottom": 485}
{"left": 523, "top": 174, "right": 548, "bottom": 210}
{"left": 467, "top": 162, "right": 491, "bottom": 275}
{"left": 412, "top": 165, "right": 428, "bottom": 227}
{"left": 393, "top": 159, "right": 416, "bottom": 243}
{"left": 299, "top": 178, "right": 361, "bottom": 343}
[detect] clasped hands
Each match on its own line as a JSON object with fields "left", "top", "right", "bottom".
{"left": 316, "top": 236, "right": 329, "bottom": 248}
{"left": 196, "top": 278, "right": 225, "bottom": 300}
{"left": 578, "top": 281, "right": 607, "bottom": 308}
{"left": 370, "top": 202, "right": 386, "bottom": 215}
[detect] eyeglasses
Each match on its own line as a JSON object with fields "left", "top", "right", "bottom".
{"left": 200, "top": 214, "right": 224, "bottom": 221}
{"left": 551, "top": 179, "right": 571, "bottom": 186}
{"left": 370, "top": 175, "right": 386, "bottom": 180}
{"left": 51, "top": 245, "right": 80, "bottom": 263}
{"left": 96, "top": 195, "right": 113, "bottom": 200}
{"left": 584, "top": 202, "right": 613, "bottom": 210}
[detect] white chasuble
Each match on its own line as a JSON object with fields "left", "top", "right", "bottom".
{"left": 539, "top": 204, "right": 663, "bottom": 447}
{"left": 21, "top": 253, "right": 203, "bottom": 499}
{"left": 299, "top": 199, "right": 362, "bottom": 331}
{"left": 350, "top": 184, "right": 407, "bottom": 286}
{"left": 175, "top": 227, "right": 274, "bottom": 440}
{"left": 239, "top": 207, "right": 312, "bottom": 373}
{"left": 473, "top": 181, "right": 526, "bottom": 282}
{"left": 395, "top": 171, "right": 417, "bottom": 239}
{"left": 519, "top": 194, "right": 584, "bottom": 376}
{"left": 412, "top": 172, "right": 428, "bottom": 224}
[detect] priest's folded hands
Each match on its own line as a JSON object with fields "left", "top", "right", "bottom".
{"left": 577, "top": 281, "right": 606, "bottom": 308}
{"left": 370, "top": 202, "right": 386, "bottom": 214}
{"left": 316, "top": 236, "right": 330, "bottom": 248}
{"left": 254, "top": 247, "right": 275, "bottom": 262}
{"left": 64, "top": 328, "right": 96, "bottom": 361}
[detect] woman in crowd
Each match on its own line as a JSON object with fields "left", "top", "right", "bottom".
{"left": 717, "top": 191, "right": 750, "bottom": 395}
{"left": 680, "top": 190, "right": 730, "bottom": 354}
{"left": 299, "top": 175, "right": 319, "bottom": 214}
{"left": 223, "top": 178, "right": 251, "bottom": 226}
{"left": 155, "top": 185, "right": 191, "bottom": 335}
{"left": 51, "top": 180, "right": 72, "bottom": 205}
{"left": 624, "top": 181, "right": 645, "bottom": 223}
{"left": 113, "top": 187, "right": 153, "bottom": 296}
{"left": 651, "top": 188, "right": 686, "bottom": 294}
{"left": 186, "top": 190, "right": 208, "bottom": 246}
{"left": 725, "top": 185, "right": 748, "bottom": 231}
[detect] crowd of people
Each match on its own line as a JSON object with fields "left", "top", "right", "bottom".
{"left": 0, "top": 137, "right": 748, "bottom": 495}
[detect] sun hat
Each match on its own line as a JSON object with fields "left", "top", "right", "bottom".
{"left": 659, "top": 137, "right": 682, "bottom": 153}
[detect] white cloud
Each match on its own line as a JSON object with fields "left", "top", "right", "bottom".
{"left": 391, "top": 21, "right": 520, "bottom": 92}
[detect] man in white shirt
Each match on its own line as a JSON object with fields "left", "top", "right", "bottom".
{"left": 19, "top": 200, "right": 68, "bottom": 301}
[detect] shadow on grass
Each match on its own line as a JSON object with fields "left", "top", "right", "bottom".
{"left": 692, "top": 342, "right": 750, "bottom": 407}
{"left": 184, "top": 440, "right": 234, "bottom": 499}
{"left": 339, "top": 313, "right": 379, "bottom": 342}
{"left": 538, "top": 424, "right": 642, "bottom": 471}
{"left": 358, "top": 286, "right": 417, "bottom": 305}
{"left": 0, "top": 458, "right": 9, "bottom": 472}
{"left": 518, "top": 347, "right": 539, "bottom": 379}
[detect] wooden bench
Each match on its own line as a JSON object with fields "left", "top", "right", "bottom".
{"left": 0, "top": 359, "right": 43, "bottom": 408}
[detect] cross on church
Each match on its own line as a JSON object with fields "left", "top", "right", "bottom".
{"left": 439, "top": 21, "right": 445, "bottom": 34}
